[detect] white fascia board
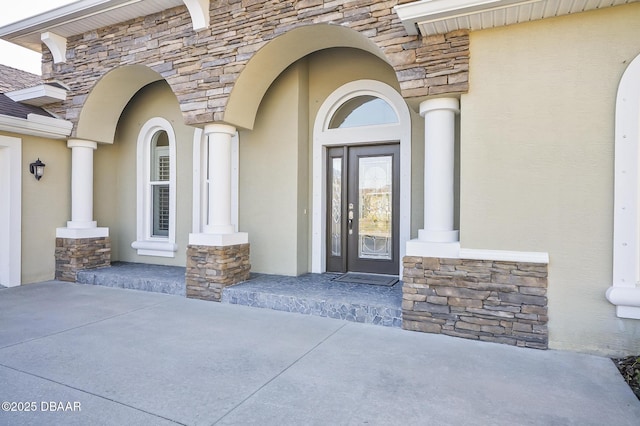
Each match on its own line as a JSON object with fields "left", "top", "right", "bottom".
{"left": 0, "top": 114, "right": 72, "bottom": 139}
{"left": 0, "top": 0, "right": 143, "bottom": 51}
{"left": 0, "top": 0, "right": 123, "bottom": 36}
{"left": 394, "top": 0, "right": 539, "bottom": 35}
{"left": 5, "top": 84, "right": 67, "bottom": 106}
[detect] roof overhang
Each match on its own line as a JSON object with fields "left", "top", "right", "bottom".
{"left": 6, "top": 84, "right": 67, "bottom": 106}
{"left": 0, "top": 113, "right": 73, "bottom": 139}
{"left": 395, "top": 0, "right": 639, "bottom": 36}
{"left": 0, "top": 0, "right": 186, "bottom": 52}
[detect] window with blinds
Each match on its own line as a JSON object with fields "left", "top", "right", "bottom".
{"left": 151, "top": 131, "right": 170, "bottom": 237}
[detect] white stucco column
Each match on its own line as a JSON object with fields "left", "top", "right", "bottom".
{"left": 189, "top": 123, "right": 247, "bottom": 247}
{"left": 68, "top": 140, "right": 96, "bottom": 228}
{"left": 406, "top": 97, "right": 460, "bottom": 257}
{"left": 205, "top": 123, "right": 235, "bottom": 234}
{"left": 56, "top": 139, "right": 108, "bottom": 238}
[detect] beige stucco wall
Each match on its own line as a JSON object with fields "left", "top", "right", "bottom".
{"left": 94, "top": 80, "right": 195, "bottom": 266}
{"left": 461, "top": 3, "right": 640, "bottom": 355}
{"left": 239, "top": 62, "right": 307, "bottom": 275}
{"left": 18, "top": 134, "right": 70, "bottom": 283}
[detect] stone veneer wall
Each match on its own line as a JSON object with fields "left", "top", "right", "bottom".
{"left": 402, "top": 257, "right": 549, "bottom": 349}
{"left": 42, "top": 0, "right": 469, "bottom": 127}
{"left": 186, "top": 243, "right": 250, "bottom": 301}
{"left": 55, "top": 237, "right": 111, "bottom": 281}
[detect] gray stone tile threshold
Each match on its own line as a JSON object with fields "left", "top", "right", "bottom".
{"left": 76, "top": 262, "right": 403, "bottom": 328}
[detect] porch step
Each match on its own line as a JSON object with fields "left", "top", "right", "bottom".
{"left": 221, "top": 273, "right": 403, "bottom": 328}
{"left": 76, "top": 262, "right": 186, "bottom": 296}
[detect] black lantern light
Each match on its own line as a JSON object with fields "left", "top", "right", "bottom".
{"left": 29, "top": 158, "right": 46, "bottom": 181}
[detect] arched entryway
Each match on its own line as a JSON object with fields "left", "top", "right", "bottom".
{"left": 312, "top": 80, "right": 411, "bottom": 276}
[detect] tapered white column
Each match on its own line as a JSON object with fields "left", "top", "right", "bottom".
{"left": 406, "top": 98, "right": 459, "bottom": 257}
{"left": 68, "top": 140, "right": 96, "bottom": 228}
{"left": 57, "top": 139, "right": 108, "bottom": 238}
{"left": 420, "top": 98, "right": 459, "bottom": 242}
{"left": 189, "top": 123, "right": 247, "bottom": 246}
{"left": 205, "top": 123, "right": 235, "bottom": 234}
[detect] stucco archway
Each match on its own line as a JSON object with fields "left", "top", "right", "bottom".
{"left": 76, "top": 65, "right": 165, "bottom": 144}
{"left": 224, "top": 24, "right": 395, "bottom": 130}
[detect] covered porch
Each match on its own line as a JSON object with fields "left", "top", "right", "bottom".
{"left": 76, "top": 262, "right": 402, "bottom": 328}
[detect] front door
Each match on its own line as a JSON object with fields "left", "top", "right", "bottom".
{"left": 326, "top": 144, "right": 400, "bottom": 275}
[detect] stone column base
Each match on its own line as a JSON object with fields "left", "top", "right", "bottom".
{"left": 402, "top": 256, "right": 549, "bottom": 349}
{"left": 186, "top": 243, "right": 250, "bottom": 301}
{"left": 55, "top": 237, "right": 111, "bottom": 282}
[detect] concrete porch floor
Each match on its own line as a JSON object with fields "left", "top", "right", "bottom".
{"left": 76, "top": 262, "right": 402, "bottom": 327}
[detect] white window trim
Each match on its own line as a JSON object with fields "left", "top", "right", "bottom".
{"left": 311, "top": 80, "right": 411, "bottom": 276}
{"left": 131, "top": 117, "right": 177, "bottom": 257}
{"left": 0, "top": 136, "right": 21, "bottom": 287}
{"left": 606, "top": 53, "right": 640, "bottom": 319}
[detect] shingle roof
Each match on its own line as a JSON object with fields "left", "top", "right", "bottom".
{"left": 0, "top": 64, "right": 53, "bottom": 119}
{"left": 0, "top": 64, "right": 41, "bottom": 93}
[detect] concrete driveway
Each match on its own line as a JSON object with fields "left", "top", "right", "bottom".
{"left": 1, "top": 281, "right": 639, "bottom": 425}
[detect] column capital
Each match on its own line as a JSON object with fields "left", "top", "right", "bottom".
{"left": 419, "top": 98, "right": 460, "bottom": 117}
{"left": 67, "top": 139, "right": 97, "bottom": 150}
{"left": 203, "top": 123, "right": 236, "bottom": 137}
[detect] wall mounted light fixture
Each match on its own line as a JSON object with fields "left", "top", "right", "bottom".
{"left": 29, "top": 158, "right": 46, "bottom": 181}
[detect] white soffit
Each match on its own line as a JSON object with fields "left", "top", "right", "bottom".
{"left": 6, "top": 84, "right": 67, "bottom": 106}
{"left": 395, "top": 0, "right": 639, "bottom": 36}
{"left": 0, "top": 0, "right": 185, "bottom": 52}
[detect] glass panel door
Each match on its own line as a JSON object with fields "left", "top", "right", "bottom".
{"left": 326, "top": 144, "right": 399, "bottom": 275}
{"left": 357, "top": 156, "right": 393, "bottom": 260}
{"left": 347, "top": 144, "right": 399, "bottom": 274}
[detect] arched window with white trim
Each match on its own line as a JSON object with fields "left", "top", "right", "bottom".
{"left": 131, "top": 117, "right": 177, "bottom": 257}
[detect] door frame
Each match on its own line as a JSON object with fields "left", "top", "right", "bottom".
{"left": 326, "top": 144, "right": 401, "bottom": 274}
{"left": 0, "top": 135, "right": 22, "bottom": 287}
{"left": 312, "top": 80, "right": 411, "bottom": 276}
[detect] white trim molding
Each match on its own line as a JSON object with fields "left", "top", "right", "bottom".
{"left": 394, "top": 0, "right": 638, "bottom": 36}
{"left": 0, "top": 113, "right": 72, "bottom": 140}
{"left": 606, "top": 52, "right": 640, "bottom": 320}
{"left": 0, "top": 136, "right": 21, "bottom": 287}
{"left": 459, "top": 248, "right": 549, "bottom": 264}
{"left": 131, "top": 117, "right": 177, "bottom": 257}
{"left": 311, "top": 79, "right": 412, "bottom": 276}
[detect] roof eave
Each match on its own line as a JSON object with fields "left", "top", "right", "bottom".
{"left": 0, "top": 113, "right": 73, "bottom": 139}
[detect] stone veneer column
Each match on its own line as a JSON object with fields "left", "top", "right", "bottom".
{"left": 186, "top": 123, "right": 250, "bottom": 301}
{"left": 406, "top": 98, "right": 460, "bottom": 258}
{"left": 55, "top": 139, "right": 110, "bottom": 281}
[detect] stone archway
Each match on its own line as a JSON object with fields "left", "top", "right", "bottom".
{"left": 224, "top": 24, "right": 392, "bottom": 130}
{"left": 41, "top": 2, "right": 469, "bottom": 132}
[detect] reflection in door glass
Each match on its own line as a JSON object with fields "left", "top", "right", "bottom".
{"left": 331, "top": 157, "right": 342, "bottom": 256}
{"left": 358, "top": 156, "right": 392, "bottom": 260}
